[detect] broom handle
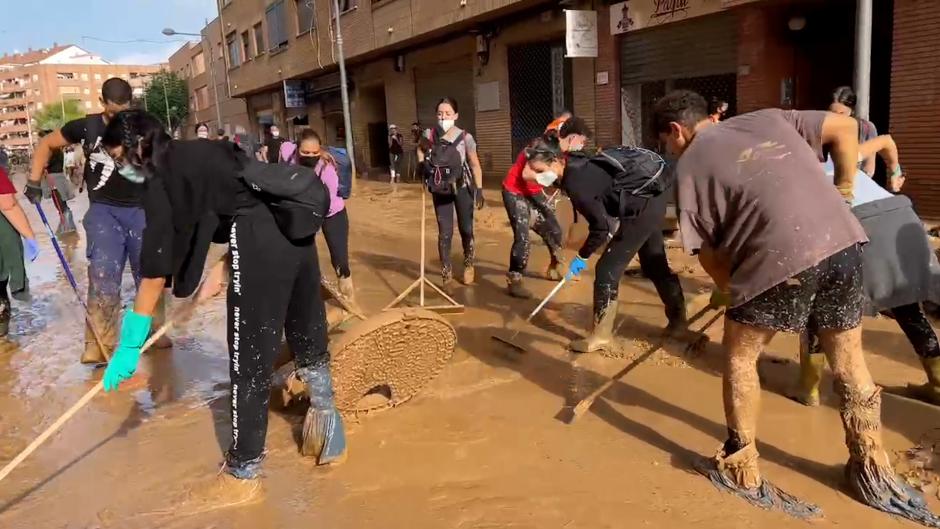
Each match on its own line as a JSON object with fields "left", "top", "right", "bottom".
{"left": 0, "top": 257, "right": 226, "bottom": 485}
{"left": 526, "top": 278, "right": 567, "bottom": 324}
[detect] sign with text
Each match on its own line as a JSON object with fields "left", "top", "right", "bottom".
{"left": 283, "top": 80, "right": 306, "bottom": 109}
{"left": 610, "top": 0, "right": 727, "bottom": 35}
{"left": 565, "top": 10, "right": 598, "bottom": 58}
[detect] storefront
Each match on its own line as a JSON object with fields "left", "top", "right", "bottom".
{"left": 610, "top": 0, "right": 739, "bottom": 148}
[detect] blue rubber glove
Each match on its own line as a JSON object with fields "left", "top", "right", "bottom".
{"left": 566, "top": 256, "right": 588, "bottom": 280}
{"left": 23, "top": 238, "right": 39, "bottom": 262}
{"left": 103, "top": 311, "right": 153, "bottom": 392}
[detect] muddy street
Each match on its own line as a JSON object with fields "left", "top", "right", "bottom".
{"left": 0, "top": 176, "right": 938, "bottom": 529}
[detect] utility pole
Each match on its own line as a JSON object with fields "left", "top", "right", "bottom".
{"left": 162, "top": 74, "right": 172, "bottom": 132}
{"left": 854, "top": 0, "right": 873, "bottom": 120}
{"left": 203, "top": 18, "right": 223, "bottom": 129}
{"left": 332, "top": 0, "right": 357, "bottom": 180}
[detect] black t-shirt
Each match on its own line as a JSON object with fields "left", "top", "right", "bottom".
{"left": 141, "top": 139, "right": 256, "bottom": 296}
{"left": 389, "top": 133, "right": 404, "bottom": 155}
{"left": 61, "top": 114, "right": 144, "bottom": 207}
{"left": 265, "top": 137, "right": 285, "bottom": 163}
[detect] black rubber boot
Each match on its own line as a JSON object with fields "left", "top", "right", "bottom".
{"left": 654, "top": 274, "right": 688, "bottom": 334}
{"left": 506, "top": 273, "right": 532, "bottom": 299}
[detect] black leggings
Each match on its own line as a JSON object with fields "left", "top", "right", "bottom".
{"left": 432, "top": 186, "right": 475, "bottom": 276}
{"left": 225, "top": 209, "right": 328, "bottom": 468}
{"left": 807, "top": 302, "right": 939, "bottom": 359}
{"left": 321, "top": 209, "right": 350, "bottom": 278}
{"left": 594, "top": 193, "right": 684, "bottom": 323}
{"left": 502, "top": 189, "right": 563, "bottom": 276}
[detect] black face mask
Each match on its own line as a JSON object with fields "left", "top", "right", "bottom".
{"left": 298, "top": 155, "right": 320, "bottom": 168}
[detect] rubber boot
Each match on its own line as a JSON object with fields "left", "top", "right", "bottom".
{"left": 297, "top": 359, "right": 347, "bottom": 465}
{"left": 0, "top": 296, "right": 9, "bottom": 338}
{"left": 838, "top": 384, "right": 940, "bottom": 525}
{"left": 441, "top": 266, "right": 454, "bottom": 293}
{"left": 546, "top": 256, "right": 566, "bottom": 282}
{"left": 56, "top": 208, "right": 77, "bottom": 236}
{"left": 462, "top": 264, "right": 475, "bottom": 285}
{"left": 173, "top": 455, "right": 263, "bottom": 516}
{"left": 653, "top": 275, "right": 688, "bottom": 335}
{"left": 907, "top": 356, "right": 940, "bottom": 406}
{"left": 570, "top": 304, "right": 617, "bottom": 353}
{"left": 82, "top": 303, "right": 116, "bottom": 365}
{"left": 506, "top": 273, "right": 532, "bottom": 299}
{"left": 792, "top": 336, "right": 826, "bottom": 407}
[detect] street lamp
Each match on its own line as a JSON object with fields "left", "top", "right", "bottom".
{"left": 163, "top": 25, "right": 224, "bottom": 130}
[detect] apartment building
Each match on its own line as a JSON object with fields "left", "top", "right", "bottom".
{"left": 0, "top": 44, "right": 161, "bottom": 151}
{"left": 168, "top": 17, "right": 251, "bottom": 139}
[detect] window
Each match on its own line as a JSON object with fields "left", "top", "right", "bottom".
{"left": 193, "top": 52, "right": 206, "bottom": 75}
{"left": 226, "top": 32, "right": 241, "bottom": 68}
{"left": 338, "top": 0, "right": 357, "bottom": 13}
{"left": 241, "top": 31, "right": 251, "bottom": 62}
{"left": 94, "top": 73, "right": 101, "bottom": 80}
{"left": 85, "top": 101, "right": 92, "bottom": 109}
{"left": 81, "top": 73, "right": 88, "bottom": 81}
{"left": 296, "top": 0, "right": 315, "bottom": 34}
{"left": 59, "top": 86, "right": 80, "bottom": 94}
{"left": 36, "top": 102, "right": 42, "bottom": 109}
{"left": 253, "top": 22, "right": 265, "bottom": 56}
{"left": 32, "top": 74, "right": 38, "bottom": 82}
{"left": 265, "top": 0, "right": 289, "bottom": 51}
{"left": 56, "top": 72, "right": 75, "bottom": 80}
{"left": 83, "top": 88, "right": 90, "bottom": 95}
{"left": 195, "top": 85, "right": 210, "bottom": 111}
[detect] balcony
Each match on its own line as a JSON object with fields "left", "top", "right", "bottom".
{"left": 0, "top": 124, "right": 29, "bottom": 134}
{"left": 0, "top": 97, "right": 27, "bottom": 108}
{"left": 0, "top": 136, "right": 31, "bottom": 147}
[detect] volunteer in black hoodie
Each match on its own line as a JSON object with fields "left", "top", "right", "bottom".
{"left": 525, "top": 126, "right": 687, "bottom": 353}
{"left": 98, "top": 110, "right": 345, "bottom": 509}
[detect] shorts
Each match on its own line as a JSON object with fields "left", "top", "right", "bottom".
{"left": 727, "top": 244, "right": 863, "bottom": 333}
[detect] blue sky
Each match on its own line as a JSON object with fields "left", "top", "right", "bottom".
{"left": 0, "top": 0, "right": 217, "bottom": 65}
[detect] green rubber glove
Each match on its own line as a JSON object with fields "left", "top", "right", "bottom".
{"left": 710, "top": 288, "right": 732, "bottom": 308}
{"left": 103, "top": 311, "right": 153, "bottom": 392}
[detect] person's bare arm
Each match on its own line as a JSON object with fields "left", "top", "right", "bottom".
{"left": 0, "top": 194, "right": 35, "bottom": 239}
{"left": 467, "top": 149, "right": 484, "bottom": 189}
{"left": 29, "top": 130, "right": 70, "bottom": 186}
{"left": 133, "top": 277, "right": 167, "bottom": 317}
{"left": 698, "top": 243, "right": 730, "bottom": 291}
{"left": 861, "top": 152, "right": 876, "bottom": 177}
{"left": 859, "top": 134, "right": 904, "bottom": 192}
{"left": 820, "top": 113, "right": 860, "bottom": 202}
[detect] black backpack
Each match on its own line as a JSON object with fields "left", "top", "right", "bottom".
{"left": 238, "top": 159, "right": 330, "bottom": 241}
{"left": 585, "top": 146, "right": 669, "bottom": 216}
{"left": 424, "top": 129, "right": 466, "bottom": 195}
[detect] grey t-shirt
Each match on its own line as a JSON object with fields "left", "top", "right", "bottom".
{"left": 676, "top": 109, "right": 869, "bottom": 306}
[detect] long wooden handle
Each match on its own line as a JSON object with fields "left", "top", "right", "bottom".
{"left": 0, "top": 258, "right": 225, "bottom": 485}
{"left": 570, "top": 308, "right": 724, "bottom": 421}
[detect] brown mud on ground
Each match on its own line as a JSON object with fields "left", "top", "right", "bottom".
{"left": 0, "top": 177, "right": 939, "bottom": 528}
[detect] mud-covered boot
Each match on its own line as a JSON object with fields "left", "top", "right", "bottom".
{"left": 171, "top": 455, "right": 263, "bottom": 516}
{"left": 839, "top": 384, "right": 940, "bottom": 526}
{"left": 0, "top": 296, "right": 10, "bottom": 338}
{"left": 56, "top": 208, "right": 77, "bottom": 236}
{"left": 907, "top": 357, "right": 940, "bottom": 406}
{"left": 654, "top": 275, "right": 688, "bottom": 336}
{"left": 506, "top": 273, "right": 532, "bottom": 299}
{"left": 694, "top": 442, "right": 821, "bottom": 518}
{"left": 297, "top": 359, "right": 347, "bottom": 465}
{"left": 570, "top": 306, "right": 617, "bottom": 353}
{"left": 441, "top": 266, "right": 454, "bottom": 292}
{"left": 791, "top": 338, "right": 826, "bottom": 407}
{"left": 462, "top": 264, "right": 475, "bottom": 285}
{"left": 546, "top": 256, "right": 566, "bottom": 282}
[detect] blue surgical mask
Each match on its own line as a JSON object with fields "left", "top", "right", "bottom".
{"left": 118, "top": 163, "right": 145, "bottom": 183}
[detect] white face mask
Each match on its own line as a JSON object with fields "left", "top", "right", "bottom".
{"left": 535, "top": 170, "right": 558, "bottom": 187}
{"left": 197, "top": 129, "right": 209, "bottom": 139}
{"left": 438, "top": 119, "right": 455, "bottom": 133}
{"left": 271, "top": 128, "right": 280, "bottom": 138}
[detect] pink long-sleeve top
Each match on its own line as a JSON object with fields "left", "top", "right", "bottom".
{"left": 316, "top": 159, "right": 344, "bottom": 217}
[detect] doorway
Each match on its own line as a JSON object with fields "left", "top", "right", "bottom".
{"left": 358, "top": 84, "right": 388, "bottom": 173}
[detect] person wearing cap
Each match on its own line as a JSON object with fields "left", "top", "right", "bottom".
{"left": 389, "top": 124, "right": 404, "bottom": 183}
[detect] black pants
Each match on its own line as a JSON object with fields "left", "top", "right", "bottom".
{"left": 502, "top": 189, "right": 563, "bottom": 276}
{"left": 321, "top": 209, "right": 350, "bottom": 278}
{"left": 892, "top": 303, "right": 940, "bottom": 358}
{"left": 432, "top": 186, "right": 474, "bottom": 277}
{"left": 595, "top": 193, "right": 684, "bottom": 323}
{"left": 225, "top": 208, "right": 328, "bottom": 468}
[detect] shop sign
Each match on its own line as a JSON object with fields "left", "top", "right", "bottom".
{"left": 610, "top": 0, "right": 728, "bottom": 35}
{"left": 565, "top": 10, "right": 598, "bottom": 58}
{"left": 283, "top": 79, "right": 306, "bottom": 109}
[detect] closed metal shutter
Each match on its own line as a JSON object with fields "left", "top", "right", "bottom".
{"left": 414, "top": 56, "right": 476, "bottom": 136}
{"left": 891, "top": 0, "right": 940, "bottom": 217}
{"left": 620, "top": 12, "right": 738, "bottom": 85}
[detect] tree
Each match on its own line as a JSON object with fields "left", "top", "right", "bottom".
{"left": 142, "top": 70, "right": 189, "bottom": 133}
{"left": 33, "top": 98, "right": 85, "bottom": 132}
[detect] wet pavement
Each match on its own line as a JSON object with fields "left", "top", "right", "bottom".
{"left": 0, "top": 175, "right": 938, "bottom": 528}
